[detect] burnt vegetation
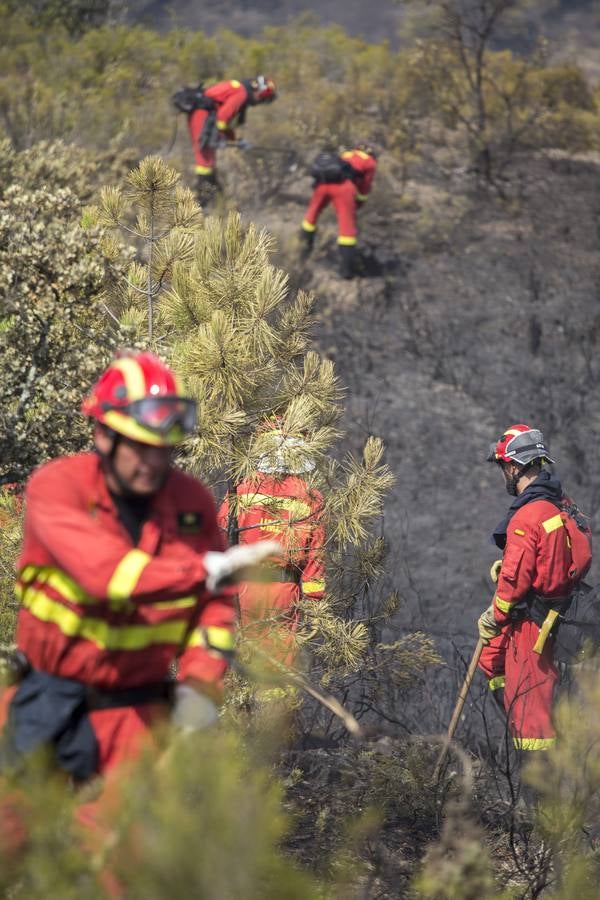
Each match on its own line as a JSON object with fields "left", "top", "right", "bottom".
{"left": 1, "top": 0, "right": 600, "bottom": 896}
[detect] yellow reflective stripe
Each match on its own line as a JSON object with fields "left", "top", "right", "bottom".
{"left": 102, "top": 410, "right": 185, "bottom": 447}
{"left": 237, "top": 493, "right": 312, "bottom": 520}
{"left": 111, "top": 358, "right": 146, "bottom": 402}
{"left": 356, "top": 192, "right": 368, "bottom": 201}
{"left": 153, "top": 596, "right": 197, "bottom": 610}
{"left": 302, "top": 580, "right": 325, "bottom": 594}
{"left": 533, "top": 609, "right": 560, "bottom": 654}
{"left": 337, "top": 236, "right": 357, "bottom": 246}
{"left": 514, "top": 528, "right": 525, "bottom": 536}
{"left": 107, "top": 550, "right": 151, "bottom": 602}
{"left": 22, "top": 588, "right": 188, "bottom": 650}
{"left": 542, "top": 514, "right": 564, "bottom": 534}
{"left": 488, "top": 675, "right": 505, "bottom": 690}
{"left": 494, "top": 594, "right": 513, "bottom": 614}
{"left": 513, "top": 737, "right": 556, "bottom": 751}
{"left": 216, "top": 121, "right": 228, "bottom": 130}
{"left": 230, "top": 79, "right": 241, "bottom": 88}
{"left": 187, "top": 626, "right": 235, "bottom": 651}
{"left": 195, "top": 164, "right": 214, "bottom": 174}
{"left": 18, "top": 566, "right": 92, "bottom": 604}
{"left": 302, "top": 220, "right": 316, "bottom": 232}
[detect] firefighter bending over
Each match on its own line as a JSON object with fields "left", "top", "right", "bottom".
{"left": 185, "top": 75, "right": 276, "bottom": 205}
{"left": 300, "top": 143, "right": 378, "bottom": 279}
{"left": 477, "top": 424, "right": 591, "bottom": 754}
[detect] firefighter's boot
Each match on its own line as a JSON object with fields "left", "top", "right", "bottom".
{"left": 338, "top": 245, "right": 356, "bottom": 279}
{"left": 299, "top": 229, "right": 315, "bottom": 260}
{"left": 196, "top": 173, "right": 221, "bottom": 208}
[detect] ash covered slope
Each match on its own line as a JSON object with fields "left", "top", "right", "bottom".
{"left": 236, "top": 149, "right": 600, "bottom": 731}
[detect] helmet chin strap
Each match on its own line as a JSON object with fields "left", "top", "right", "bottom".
{"left": 97, "top": 429, "right": 141, "bottom": 499}
{"left": 505, "top": 461, "right": 536, "bottom": 497}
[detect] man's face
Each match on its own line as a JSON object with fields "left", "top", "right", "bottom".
{"left": 95, "top": 427, "right": 173, "bottom": 496}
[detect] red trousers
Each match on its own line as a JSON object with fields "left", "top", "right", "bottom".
{"left": 0, "top": 685, "right": 167, "bottom": 891}
{"left": 479, "top": 619, "right": 558, "bottom": 750}
{"left": 302, "top": 180, "right": 359, "bottom": 245}
{"left": 188, "top": 109, "right": 217, "bottom": 174}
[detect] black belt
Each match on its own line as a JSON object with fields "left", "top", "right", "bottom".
{"left": 85, "top": 681, "right": 174, "bottom": 711}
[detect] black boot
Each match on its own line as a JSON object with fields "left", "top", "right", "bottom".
{"left": 338, "top": 244, "right": 356, "bottom": 279}
{"left": 299, "top": 229, "right": 315, "bottom": 260}
{"left": 196, "top": 173, "right": 221, "bottom": 208}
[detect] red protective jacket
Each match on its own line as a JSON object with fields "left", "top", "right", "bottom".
{"left": 492, "top": 499, "right": 577, "bottom": 625}
{"left": 15, "top": 452, "right": 235, "bottom": 690}
{"left": 188, "top": 79, "right": 250, "bottom": 172}
{"left": 218, "top": 474, "right": 325, "bottom": 629}
{"left": 340, "top": 149, "right": 377, "bottom": 202}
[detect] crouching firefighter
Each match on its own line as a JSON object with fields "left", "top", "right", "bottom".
{"left": 177, "top": 75, "right": 276, "bottom": 205}
{"left": 0, "top": 351, "right": 279, "bottom": 853}
{"left": 477, "top": 424, "right": 592, "bottom": 753}
{"left": 300, "top": 143, "right": 378, "bottom": 279}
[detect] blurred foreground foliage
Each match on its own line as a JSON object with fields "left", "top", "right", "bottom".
{"left": 0, "top": 726, "right": 326, "bottom": 898}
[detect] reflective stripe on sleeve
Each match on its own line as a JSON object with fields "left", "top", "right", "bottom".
{"left": 513, "top": 737, "right": 556, "bottom": 751}
{"left": 195, "top": 165, "right": 214, "bottom": 175}
{"left": 355, "top": 192, "right": 368, "bottom": 201}
{"left": 494, "top": 594, "right": 513, "bottom": 614}
{"left": 337, "top": 236, "right": 357, "bottom": 246}
{"left": 18, "top": 565, "right": 92, "bottom": 604}
{"left": 187, "top": 626, "right": 235, "bottom": 652}
{"left": 302, "top": 220, "right": 317, "bottom": 233}
{"left": 542, "top": 514, "right": 564, "bottom": 534}
{"left": 488, "top": 675, "right": 505, "bottom": 690}
{"left": 216, "top": 121, "right": 228, "bottom": 130}
{"left": 302, "top": 580, "right": 325, "bottom": 595}
{"left": 107, "top": 549, "right": 152, "bottom": 603}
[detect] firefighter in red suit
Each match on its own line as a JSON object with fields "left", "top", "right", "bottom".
{"left": 187, "top": 75, "right": 276, "bottom": 204}
{"left": 0, "top": 351, "right": 278, "bottom": 849}
{"left": 218, "top": 427, "right": 325, "bottom": 666}
{"left": 300, "top": 144, "right": 378, "bottom": 279}
{"left": 477, "top": 424, "right": 592, "bottom": 753}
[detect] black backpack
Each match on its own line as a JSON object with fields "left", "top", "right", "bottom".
{"left": 553, "top": 582, "right": 600, "bottom": 665}
{"left": 309, "top": 151, "right": 355, "bottom": 184}
{"left": 171, "top": 84, "right": 216, "bottom": 115}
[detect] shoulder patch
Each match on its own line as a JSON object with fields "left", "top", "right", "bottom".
{"left": 178, "top": 511, "right": 204, "bottom": 534}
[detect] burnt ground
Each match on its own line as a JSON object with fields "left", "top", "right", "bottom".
{"left": 166, "top": 136, "right": 600, "bottom": 893}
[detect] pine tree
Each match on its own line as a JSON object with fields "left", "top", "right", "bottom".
{"left": 93, "top": 156, "right": 440, "bottom": 732}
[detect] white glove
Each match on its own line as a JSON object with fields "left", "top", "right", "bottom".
{"left": 172, "top": 684, "right": 219, "bottom": 732}
{"left": 203, "top": 540, "right": 282, "bottom": 592}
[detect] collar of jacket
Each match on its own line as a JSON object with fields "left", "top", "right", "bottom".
{"left": 89, "top": 452, "right": 179, "bottom": 544}
{"left": 491, "top": 468, "right": 564, "bottom": 550}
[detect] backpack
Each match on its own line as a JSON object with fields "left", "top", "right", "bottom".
{"left": 552, "top": 582, "right": 600, "bottom": 664}
{"left": 556, "top": 498, "right": 593, "bottom": 582}
{"left": 309, "top": 151, "right": 355, "bottom": 184}
{"left": 171, "top": 85, "right": 216, "bottom": 115}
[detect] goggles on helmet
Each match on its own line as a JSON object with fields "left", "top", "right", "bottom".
{"left": 121, "top": 397, "right": 197, "bottom": 436}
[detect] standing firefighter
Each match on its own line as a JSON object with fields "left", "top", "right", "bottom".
{"left": 0, "top": 351, "right": 277, "bottom": 843}
{"left": 477, "top": 424, "right": 592, "bottom": 753}
{"left": 300, "top": 143, "right": 378, "bottom": 279}
{"left": 182, "top": 75, "right": 277, "bottom": 204}
{"left": 218, "top": 426, "right": 325, "bottom": 666}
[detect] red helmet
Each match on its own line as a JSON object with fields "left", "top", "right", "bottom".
{"left": 487, "top": 423, "right": 555, "bottom": 466}
{"left": 252, "top": 75, "right": 276, "bottom": 103}
{"left": 81, "top": 351, "right": 196, "bottom": 447}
